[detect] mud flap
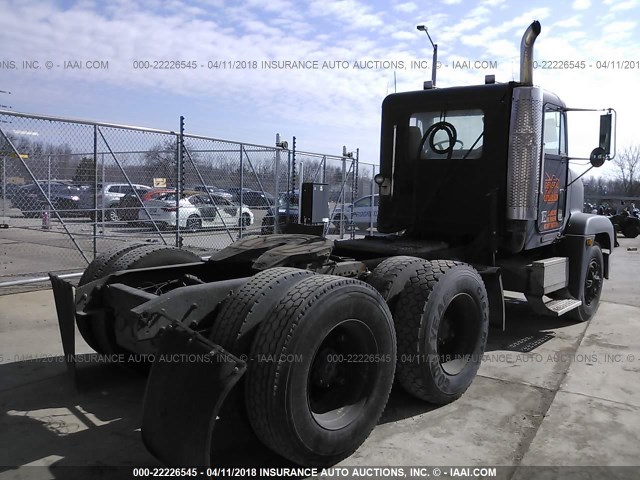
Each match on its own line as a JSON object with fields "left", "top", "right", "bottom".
{"left": 142, "top": 325, "right": 247, "bottom": 466}
{"left": 49, "top": 274, "right": 77, "bottom": 382}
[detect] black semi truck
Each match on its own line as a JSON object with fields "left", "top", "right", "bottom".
{"left": 49, "top": 21, "right": 615, "bottom": 467}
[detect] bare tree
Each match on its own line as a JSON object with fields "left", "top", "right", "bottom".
{"left": 612, "top": 145, "right": 640, "bottom": 196}
{"left": 144, "top": 140, "right": 178, "bottom": 181}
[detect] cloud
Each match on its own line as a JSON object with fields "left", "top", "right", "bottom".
{"left": 307, "top": 0, "right": 384, "bottom": 29}
{"left": 460, "top": 8, "right": 551, "bottom": 49}
{"left": 610, "top": 0, "right": 638, "bottom": 10}
{"left": 552, "top": 16, "right": 582, "bottom": 28}
{"left": 391, "top": 31, "right": 416, "bottom": 41}
{"left": 572, "top": 0, "right": 591, "bottom": 9}
{"left": 394, "top": 2, "right": 418, "bottom": 13}
{"left": 601, "top": 20, "right": 637, "bottom": 40}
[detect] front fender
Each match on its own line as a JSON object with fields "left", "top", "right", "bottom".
{"left": 560, "top": 213, "right": 613, "bottom": 297}
{"left": 564, "top": 212, "right": 615, "bottom": 251}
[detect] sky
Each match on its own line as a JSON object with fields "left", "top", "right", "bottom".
{"left": 1, "top": 0, "right": 639, "bottom": 178}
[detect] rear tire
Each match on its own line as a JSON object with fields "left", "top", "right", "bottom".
{"left": 79, "top": 243, "right": 147, "bottom": 286}
{"left": 367, "top": 256, "right": 429, "bottom": 313}
{"left": 330, "top": 214, "right": 345, "bottom": 234}
{"left": 210, "top": 267, "right": 314, "bottom": 354}
{"left": 208, "top": 268, "right": 315, "bottom": 450}
{"left": 394, "top": 260, "right": 489, "bottom": 404}
{"left": 82, "top": 245, "right": 201, "bottom": 355}
{"left": 77, "top": 243, "right": 149, "bottom": 352}
{"left": 245, "top": 275, "right": 396, "bottom": 466}
{"left": 106, "top": 208, "right": 120, "bottom": 222}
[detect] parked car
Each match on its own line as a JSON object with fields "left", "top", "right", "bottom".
{"left": 116, "top": 188, "right": 177, "bottom": 222}
{"left": 12, "top": 182, "right": 84, "bottom": 218}
{"left": 191, "top": 185, "right": 232, "bottom": 199}
{"left": 225, "top": 188, "right": 275, "bottom": 209}
{"left": 332, "top": 194, "right": 379, "bottom": 232}
{"left": 260, "top": 192, "right": 378, "bottom": 235}
{"left": 0, "top": 183, "right": 24, "bottom": 200}
{"left": 140, "top": 192, "right": 254, "bottom": 231}
{"left": 81, "top": 183, "right": 151, "bottom": 222}
{"left": 261, "top": 191, "right": 299, "bottom": 234}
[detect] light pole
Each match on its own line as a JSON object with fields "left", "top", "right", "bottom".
{"left": 416, "top": 25, "right": 438, "bottom": 87}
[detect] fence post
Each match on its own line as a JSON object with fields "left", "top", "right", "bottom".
{"left": 291, "top": 136, "right": 296, "bottom": 198}
{"left": 1, "top": 152, "right": 5, "bottom": 226}
{"left": 101, "top": 152, "right": 105, "bottom": 233}
{"left": 351, "top": 148, "right": 359, "bottom": 240}
{"left": 176, "top": 117, "right": 184, "bottom": 248}
{"left": 287, "top": 137, "right": 296, "bottom": 220}
{"left": 298, "top": 162, "right": 304, "bottom": 225}
{"left": 340, "top": 148, "right": 347, "bottom": 238}
{"left": 322, "top": 155, "right": 327, "bottom": 184}
{"left": 239, "top": 144, "right": 244, "bottom": 239}
{"left": 1, "top": 151, "right": 7, "bottom": 227}
{"left": 93, "top": 125, "right": 98, "bottom": 259}
{"left": 274, "top": 133, "right": 281, "bottom": 234}
{"left": 370, "top": 165, "right": 375, "bottom": 235}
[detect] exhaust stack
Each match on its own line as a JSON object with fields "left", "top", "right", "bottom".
{"left": 506, "top": 21, "right": 544, "bottom": 225}
{"left": 520, "top": 21, "right": 541, "bottom": 85}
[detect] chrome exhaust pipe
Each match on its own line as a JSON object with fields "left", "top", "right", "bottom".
{"left": 520, "top": 21, "right": 541, "bottom": 85}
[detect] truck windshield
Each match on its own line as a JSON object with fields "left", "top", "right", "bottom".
{"left": 409, "top": 109, "right": 484, "bottom": 160}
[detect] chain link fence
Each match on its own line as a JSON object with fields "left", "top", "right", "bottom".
{"left": 0, "top": 110, "right": 376, "bottom": 286}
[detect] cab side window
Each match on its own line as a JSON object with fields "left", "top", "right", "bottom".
{"left": 543, "top": 110, "right": 566, "bottom": 156}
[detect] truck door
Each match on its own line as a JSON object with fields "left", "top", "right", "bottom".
{"left": 538, "top": 107, "right": 567, "bottom": 232}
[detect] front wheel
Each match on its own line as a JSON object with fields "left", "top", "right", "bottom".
{"left": 240, "top": 212, "right": 251, "bottom": 227}
{"left": 186, "top": 215, "right": 202, "bottom": 232}
{"left": 567, "top": 244, "right": 604, "bottom": 322}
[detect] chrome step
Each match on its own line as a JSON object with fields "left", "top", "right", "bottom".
{"left": 525, "top": 295, "right": 582, "bottom": 317}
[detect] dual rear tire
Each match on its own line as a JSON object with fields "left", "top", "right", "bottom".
{"left": 209, "top": 257, "right": 488, "bottom": 466}
{"left": 367, "top": 257, "right": 489, "bottom": 404}
{"left": 77, "top": 244, "right": 202, "bottom": 354}
{"left": 209, "top": 271, "right": 396, "bottom": 467}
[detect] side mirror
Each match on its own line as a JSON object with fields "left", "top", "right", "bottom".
{"left": 590, "top": 147, "right": 606, "bottom": 168}
{"left": 599, "top": 113, "right": 612, "bottom": 155}
{"left": 374, "top": 173, "right": 391, "bottom": 196}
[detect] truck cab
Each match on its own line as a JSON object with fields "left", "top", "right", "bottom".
{"left": 335, "top": 20, "right": 615, "bottom": 322}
